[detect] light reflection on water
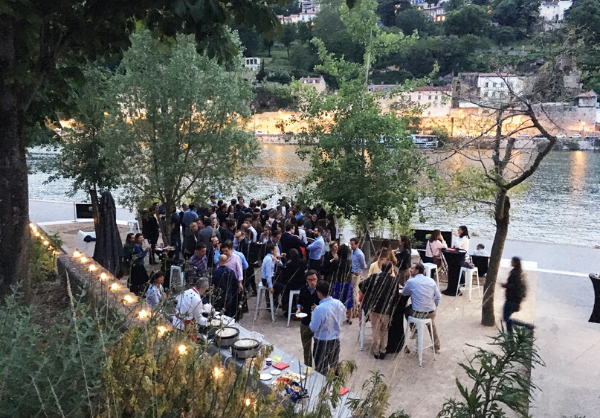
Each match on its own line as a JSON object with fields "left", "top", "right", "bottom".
{"left": 28, "top": 145, "right": 600, "bottom": 246}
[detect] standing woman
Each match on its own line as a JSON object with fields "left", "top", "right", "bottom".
{"left": 123, "top": 233, "right": 136, "bottom": 277}
{"left": 130, "top": 233, "right": 150, "bottom": 295}
{"left": 142, "top": 205, "right": 160, "bottom": 265}
{"left": 503, "top": 257, "right": 533, "bottom": 333}
{"left": 395, "top": 235, "right": 412, "bottom": 286}
{"left": 453, "top": 226, "right": 470, "bottom": 252}
{"left": 330, "top": 244, "right": 354, "bottom": 324}
{"left": 322, "top": 241, "right": 339, "bottom": 282}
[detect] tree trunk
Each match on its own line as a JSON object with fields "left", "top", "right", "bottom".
{"left": 481, "top": 192, "right": 511, "bottom": 326}
{"left": 0, "top": 16, "right": 31, "bottom": 296}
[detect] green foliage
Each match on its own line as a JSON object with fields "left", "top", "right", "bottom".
{"left": 437, "top": 328, "right": 544, "bottom": 418}
{"left": 44, "top": 67, "right": 122, "bottom": 196}
{"left": 294, "top": 5, "right": 423, "bottom": 230}
{"left": 0, "top": 289, "right": 126, "bottom": 418}
{"left": 252, "top": 82, "right": 298, "bottom": 111}
{"left": 492, "top": 0, "right": 540, "bottom": 38}
{"left": 279, "top": 23, "right": 298, "bottom": 57}
{"left": 30, "top": 233, "right": 62, "bottom": 283}
{"left": 346, "top": 371, "right": 391, "bottom": 418}
{"left": 567, "top": 0, "right": 600, "bottom": 42}
{"left": 444, "top": 5, "right": 490, "bottom": 37}
{"left": 312, "top": 4, "right": 366, "bottom": 63}
{"left": 109, "top": 30, "right": 258, "bottom": 209}
{"left": 396, "top": 7, "right": 438, "bottom": 37}
{"left": 290, "top": 42, "right": 319, "bottom": 72}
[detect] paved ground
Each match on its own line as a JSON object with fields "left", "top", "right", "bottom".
{"left": 31, "top": 199, "right": 600, "bottom": 417}
{"left": 239, "top": 269, "right": 537, "bottom": 418}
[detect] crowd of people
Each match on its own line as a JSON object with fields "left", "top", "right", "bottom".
{"left": 122, "top": 196, "right": 528, "bottom": 375}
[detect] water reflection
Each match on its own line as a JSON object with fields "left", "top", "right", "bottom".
{"left": 28, "top": 146, "right": 600, "bottom": 246}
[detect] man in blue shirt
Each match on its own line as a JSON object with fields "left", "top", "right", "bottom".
{"left": 350, "top": 237, "right": 367, "bottom": 317}
{"left": 401, "top": 263, "right": 442, "bottom": 352}
{"left": 306, "top": 226, "right": 325, "bottom": 273}
{"left": 309, "top": 280, "right": 347, "bottom": 375}
{"left": 181, "top": 204, "right": 199, "bottom": 237}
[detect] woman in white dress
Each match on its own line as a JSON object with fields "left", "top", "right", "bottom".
{"left": 453, "top": 226, "right": 470, "bottom": 252}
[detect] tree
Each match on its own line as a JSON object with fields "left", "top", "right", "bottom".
{"left": 429, "top": 65, "right": 570, "bottom": 325}
{"left": 396, "top": 7, "right": 437, "bottom": 36}
{"left": 312, "top": 4, "right": 365, "bottom": 63}
{"left": 279, "top": 23, "right": 298, "bottom": 58}
{"left": 0, "top": 0, "right": 280, "bottom": 294}
{"left": 111, "top": 31, "right": 258, "bottom": 228}
{"left": 444, "top": 5, "right": 490, "bottom": 36}
{"left": 44, "top": 67, "right": 122, "bottom": 238}
{"left": 294, "top": 0, "right": 422, "bottom": 233}
{"left": 438, "top": 328, "right": 544, "bottom": 418}
{"left": 263, "top": 36, "right": 275, "bottom": 56}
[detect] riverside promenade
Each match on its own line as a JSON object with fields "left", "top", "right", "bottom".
{"left": 30, "top": 199, "right": 600, "bottom": 417}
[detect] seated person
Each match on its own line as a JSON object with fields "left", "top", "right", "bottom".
{"left": 472, "top": 243, "right": 489, "bottom": 256}
{"left": 401, "top": 263, "right": 441, "bottom": 353}
{"left": 146, "top": 270, "right": 166, "bottom": 310}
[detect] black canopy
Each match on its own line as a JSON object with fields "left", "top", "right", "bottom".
{"left": 93, "top": 191, "right": 123, "bottom": 275}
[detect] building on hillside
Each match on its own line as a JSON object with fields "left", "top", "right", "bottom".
{"left": 417, "top": 1, "right": 446, "bottom": 21}
{"left": 300, "top": 0, "right": 320, "bottom": 14}
{"left": 277, "top": 11, "right": 316, "bottom": 23}
{"left": 368, "top": 84, "right": 452, "bottom": 118}
{"left": 244, "top": 57, "right": 261, "bottom": 72}
{"left": 299, "top": 76, "right": 327, "bottom": 93}
{"left": 451, "top": 73, "right": 531, "bottom": 108}
{"left": 540, "top": 0, "right": 572, "bottom": 23}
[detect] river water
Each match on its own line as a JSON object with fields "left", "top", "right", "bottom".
{"left": 28, "top": 145, "right": 600, "bottom": 247}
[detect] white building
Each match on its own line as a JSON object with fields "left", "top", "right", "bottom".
{"left": 277, "top": 11, "right": 317, "bottom": 24}
{"left": 299, "top": 76, "right": 327, "bottom": 93}
{"left": 477, "top": 74, "right": 526, "bottom": 104}
{"left": 244, "top": 57, "right": 261, "bottom": 72}
{"left": 369, "top": 84, "right": 452, "bottom": 118}
{"left": 540, "top": 0, "right": 572, "bottom": 23}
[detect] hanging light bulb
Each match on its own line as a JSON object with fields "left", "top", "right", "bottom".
{"left": 178, "top": 344, "right": 187, "bottom": 355}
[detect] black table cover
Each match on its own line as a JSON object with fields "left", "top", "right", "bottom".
{"left": 386, "top": 294, "right": 410, "bottom": 353}
{"left": 441, "top": 249, "right": 466, "bottom": 296}
{"left": 589, "top": 275, "right": 600, "bottom": 323}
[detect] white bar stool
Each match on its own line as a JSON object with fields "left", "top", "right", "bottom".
{"left": 127, "top": 220, "right": 140, "bottom": 233}
{"left": 287, "top": 289, "right": 301, "bottom": 327}
{"left": 457, "top": 267, "right": 481, "bottom": 301}
{"left": 170, "top": 265, "right": 183, "bottom": 287}
{"left": 405, "top": 316, "right": 436, "bottom": 367}
{"left": 423, "top": 262, "right": 439, "bottom": 287}
{"left": 254, "top": 284, "right": 275, "bottom": 322}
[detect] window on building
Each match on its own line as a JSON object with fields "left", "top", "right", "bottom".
{"left": 428, "top": 95, "right": 432, "bottom": 100}
{"left": 493, "top": 82, "right": 497, "bottom": 88}
{"left": 418, "top": 95, "right": 421, "bottom": 100}
{"left": 485, "top": 82, "right": 489, "bottom": 88}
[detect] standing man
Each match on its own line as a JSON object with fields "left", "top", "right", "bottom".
{"left": 169, "top": 205, "right": 182, "bottom": 261}
{"left": 280, "top": 223, "right": 306, "bottom": 257}
{"left": 309, "top": 280, "right": 347, "bottom": 375}
{"left": 212, "top": 255, "right": 239, "bottom": 317}
{"left": 296, "top": 270, "right": 320, "bottom": 367}
{"left": 306, "top": 226, "right": 325, "bottom": 273}
{"left": 261, "top": 243, "right": 282, "bottom": 296}
{"left": 221, "top": 240, "right": 244, "bottom": 292}
{"left": 172, "top": 277, "right": 211, "bottom": 339}
{"left": 401, "top": 263, "right": 442, "bottom": 353}
{"left": 199, "top": 217, "right": 220, "bottom": 245}
{"left": 181, "top": 204, "right": 199, "bottom": 237}
{"left": 350, "top": 237, "right": 367, "bottom": 317}
{"left": 187, "top": 243, "right": 208, "bottom": 283}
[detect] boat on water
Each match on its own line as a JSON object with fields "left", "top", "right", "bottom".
{"left": 411, "top": 134, "right": 438, "bottom": 150}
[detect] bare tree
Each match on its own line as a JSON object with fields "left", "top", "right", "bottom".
{"left": 429, "top": 58, "right": 581, "bottom": 325}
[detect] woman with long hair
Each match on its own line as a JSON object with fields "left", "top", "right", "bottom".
{"left": 453, "top": 225, "right": 470, "bottom": 252}
{"left": 395, "top": 235, "right": 412, "bottom": 286}
{"left": 322, "top": 241, "right": 339, "bottom": 282}
{"left": 503, "top": 257, "right": 533, "bottom": 333}
{"left": 425, "top": 229, "right": 448, "bottom": 282}
{"left": 330, "top": 244, "right": 354, "bottom": 324}
{"left": 146, "top": 270, "right": 166, "bottom": 309}
{"left": 130, "top": 233, "right": 150, "bottom": 295}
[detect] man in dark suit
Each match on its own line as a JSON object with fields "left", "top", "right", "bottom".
{"left": 212, "top": 254, "right": 240, "bottom": 318}
{"left": 296, "top": 270, "right": 320, "bottom": 367}
{"left": 280, "top": 224, "right": 306, "bottom": 259}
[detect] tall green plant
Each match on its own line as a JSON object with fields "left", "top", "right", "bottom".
{"left": 437, "top": 328, "right": 544, "bottom": 418}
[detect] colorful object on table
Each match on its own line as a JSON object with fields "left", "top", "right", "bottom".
{"left": 271, "top": 355, "right": 283, "bottom": 363}
{"left": 265, "top": 358, "right": 272, "bottom": 367}
{"left": 270, "top": 370, "right": 281, "bottom": 376}
{"left": 285, "top": 382, "right": 309, "bottom": 402}
{"left": 339, "top": 386, "right": 350, "bottom": 396}
{"left": 273, "top": 362, "right": 289, "bottom": 370}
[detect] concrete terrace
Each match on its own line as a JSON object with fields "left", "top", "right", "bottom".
{"left": 31, "top": 199, "right": 600, "bottom": 418}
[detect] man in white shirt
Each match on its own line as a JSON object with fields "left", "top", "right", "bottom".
{"left": 401, "top": 263, "right": 442, "bottom": 352}
{"left": 172, "top": 277, "right": 211, "bottom": 339}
